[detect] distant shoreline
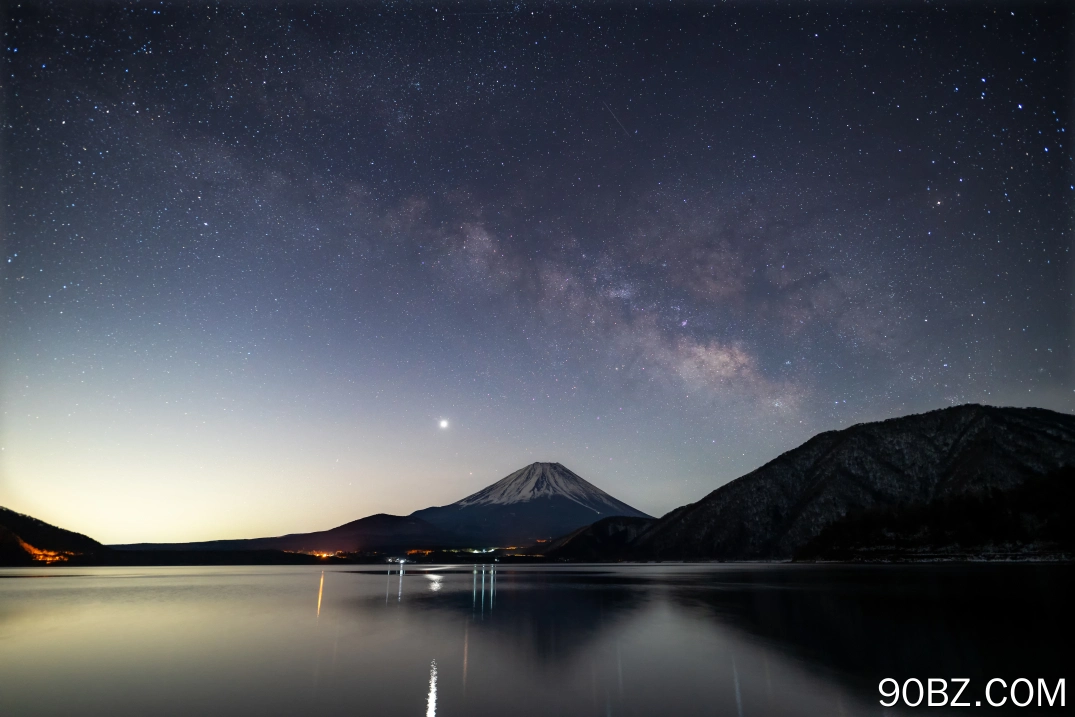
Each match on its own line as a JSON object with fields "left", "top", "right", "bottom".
{"left": 3, "top": 552, "right": 1072, "bottom": 568}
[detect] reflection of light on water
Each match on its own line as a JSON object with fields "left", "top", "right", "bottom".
{"left": 472, "top": 564, "right": 497, "bottom": 617}
{"left": 732, "top": 659, "right": 743, "bottom": 717}
{"left": 317, "top": 571, "right": 324, "bottom": 618}
{"left": 463, "top": 627, "right": 469, "bottom": 692}
{"left": 426, "top": 575, "right": 443, "bottom": 592}
{"left": 617, "top": 644, "right": 623, "bottom": 698}
{"left": 426, "top": 659, "right": 438, "bottom": 717}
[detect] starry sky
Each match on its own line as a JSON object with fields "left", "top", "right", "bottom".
{"left": 2, "top": 2, "right": 1072, "bottom": 544}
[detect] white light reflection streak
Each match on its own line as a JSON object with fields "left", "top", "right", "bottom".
{"left": 426, "top": 658, "right": 438, "bottom": 717}
{"left": 617, "top": 644, "right": 623, "bottom": 699}
{"left": 733, "top": 659, "right": 743, "bottom": 717}
{"left": 317, "top": 571, "right": 324, "bottom": 618}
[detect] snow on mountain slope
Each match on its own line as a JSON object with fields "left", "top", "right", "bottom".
{"left": 409, "top": 462, "right": 651, "bottom": 545}
{"left": 452, "top": 462, "right": 644, "bottom": 516}
{"left": 633, "top": 404, "right": 1075, "bottom": 560}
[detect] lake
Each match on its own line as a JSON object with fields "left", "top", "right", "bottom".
{"left": 0, "top": 564, "right": 1071, "bottom": 716}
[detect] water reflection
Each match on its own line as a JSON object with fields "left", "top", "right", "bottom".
{"left": 395, "top": 566, "right": 647, "bottom": 664}
{"left": 732, "top": 659, "right": 743, "bottom": 717}
{"left": 316, "top": 570, "right": 324, "bottom": 618}
{"left": 469, "top": 564, "right": 497, "bottom": 617}
{"left": 426, "top": 658, "right": 437, "bottom": 717}
{"left": 0, "top": 564, "right": 1069, "bottom": 717}
{"left": 662, "top": 564, "right": 1075, "bottom": 705}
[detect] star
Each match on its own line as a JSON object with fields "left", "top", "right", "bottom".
{"left": 439, "top": 419, "right": 449, "bottom": 429}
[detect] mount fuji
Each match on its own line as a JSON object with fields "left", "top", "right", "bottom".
{"left": 110, "top": 461, "right": 649, "bottom": 554}
{"left": 410, "top": 462, "right": 651, "bottom": 547}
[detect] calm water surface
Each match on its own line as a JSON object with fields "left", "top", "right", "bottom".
{"left": 0, "top": 564, "right": 1071, "bottom": 716}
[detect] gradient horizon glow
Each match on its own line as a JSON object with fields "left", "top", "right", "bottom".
{"left": 2, "top": 2, "right": 1072, "bottom": 544}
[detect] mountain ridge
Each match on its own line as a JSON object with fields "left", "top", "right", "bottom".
{"left": 622, "top": 404, "right": 1075, "bottom": 560}
{"left": 451, "top": 461, "right": 647, "bottom": 513}
{"left": 411, "top": 461, "right": 651, "bottom": 546}
{"left": 111, "top": 461, "right": 649, "bottom": 552}
{"left": 114, "top": 513, "right": 453, "bottom": 553}
{"left": 0, "top": 506, "right": 106, "bottom": 564}
{"left": 6, "top": 403, "right": 1071, "bottom": 565}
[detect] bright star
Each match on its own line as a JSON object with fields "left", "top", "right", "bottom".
{"left": 439, "top": 419, "right": 449, "bottom": 429}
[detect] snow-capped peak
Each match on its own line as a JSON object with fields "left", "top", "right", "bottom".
{"left": 453, "top": 462, "right": 633, "bottom": 515}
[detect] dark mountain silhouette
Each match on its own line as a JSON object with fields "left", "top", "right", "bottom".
{"left": 115, "top": 513, "right": 453, "bottom": 553}
{"left": 113, "top": 463, "right": 648, "bottom": 554}
{"left": 0, "top": 506, "right": 106, "bottom": 564}
{"left": 542, "top": 516, "right": 656, "bottom": 561}
{"left": 115, "top": 515, "right": 455, "bottom": 554}
{"left": 411, "top": 462, "right": 652, "bottom": 546}
{"left": 594, "top": 404, "right": 1075, "bottom": 561}
{"left": 796, "top": 465, "right": 1075, "bottom": 560}
{"left": 11, "top": 404, "right": 1072, "bottom": 565}
{"left": 0, "top": 506, "right": 353, "bottom": 567}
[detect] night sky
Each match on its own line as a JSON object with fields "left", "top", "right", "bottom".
{"left": 2, "top": 2, "right": 1072, "bottom": 544}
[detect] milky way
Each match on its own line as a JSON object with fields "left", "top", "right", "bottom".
{"left": 2, "top": 2, "right": 1072, "bottom": 542}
